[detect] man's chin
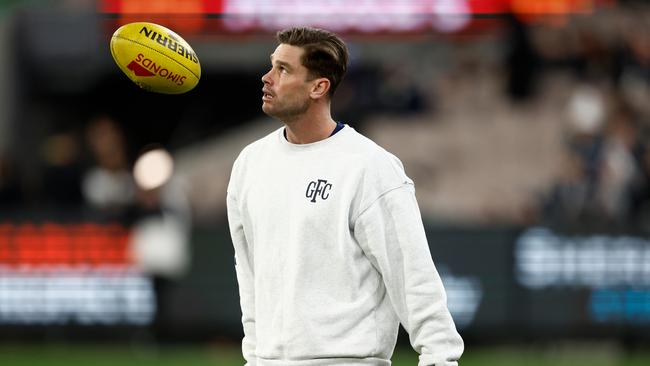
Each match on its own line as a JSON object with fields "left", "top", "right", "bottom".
{"left": 262, "top": 103, "right": 307, "bottom": 123}
{"left": 262, "top": 104, "right": 276, "bottom": 118}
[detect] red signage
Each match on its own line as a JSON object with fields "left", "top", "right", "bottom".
{"left": 0, "top": 223, "right": 131, "bottom": 267}
{"left": 99, "top": 0, "right": 604, "bottom": 15}
{"left": 0, "top": 222, "right": 154, "bottom": 326}
{"left": 98, "top": 0, "right": 613, "bottom": 37}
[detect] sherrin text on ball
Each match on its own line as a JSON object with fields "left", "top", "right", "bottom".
{"left": 110, "top": 22, "right": 201, "bottom": 94}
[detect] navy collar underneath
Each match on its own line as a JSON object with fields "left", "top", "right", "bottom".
{"left": 283, "top": 122, "right": 346, "bottom": 140}
{"left": 330, "top": 121, "right": 345, "bottom": 136}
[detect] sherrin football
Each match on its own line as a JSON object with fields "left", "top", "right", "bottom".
{"left": 110, "top": 22, "right": 201, "bottom": 94}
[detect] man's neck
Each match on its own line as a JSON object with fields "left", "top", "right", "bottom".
{"left": 283, "top": 111, "right": 337, "bottom": 144}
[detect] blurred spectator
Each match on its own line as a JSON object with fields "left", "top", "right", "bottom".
{"left": 130, "top": 174, "right": 191, "bottom": 280}
{"left": 40, "top": 130, "right": 84, "bottom": 206}
{"left": 537, "top": 83, "right": 605, "bottom": 225}
{"left": 130, "top": 159, "right": 191, "bottom": 342}
{"left": 596, "top": 101, "right": 642, "bottom": 223}
{"left": 82, "top": 114, "right": 135, "bottom": 215}
{"left": 541, "top": 150, "right": 591, "bottom": 225}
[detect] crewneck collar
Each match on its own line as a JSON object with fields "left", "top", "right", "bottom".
{"left": 278, "top": 124, "right": 350, "bottom": 152}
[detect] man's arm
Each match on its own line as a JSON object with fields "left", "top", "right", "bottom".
{"left": 353, "top": 184, "right": 464, "bottom": 366}
{"left": 227, "top": 191, "right": 257, "bottom": 365}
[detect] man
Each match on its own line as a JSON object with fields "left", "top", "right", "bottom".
{"left": 227, "top": 27, "right": 463, "bottom": 366}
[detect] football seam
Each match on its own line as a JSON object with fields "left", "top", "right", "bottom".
{"left": 112, "top": 35, "right": 200, "bottom": 80}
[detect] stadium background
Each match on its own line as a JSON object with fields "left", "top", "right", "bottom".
{"left": 0, "top": 0, "right": 649, "bottom": 365}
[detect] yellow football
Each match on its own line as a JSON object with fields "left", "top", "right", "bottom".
{"left": 110, "top": 22, "right": 201, "bottom": 94}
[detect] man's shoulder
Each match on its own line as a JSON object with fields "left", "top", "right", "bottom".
{"left": 344, "top": 127, "right": 410, "bottom": 182}
{"left": 345, "top": 128, "right": 401, "bottom": 163}
{"left": 341, "top": 127, "right": 385, "bottom": 156}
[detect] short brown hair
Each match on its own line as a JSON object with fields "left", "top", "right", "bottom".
{"left": 277, "top": 27, "right": 349, "bottom": 97}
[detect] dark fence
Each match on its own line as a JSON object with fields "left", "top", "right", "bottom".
{"left": 1, "top": 214, "right": 649, "bottom": 344}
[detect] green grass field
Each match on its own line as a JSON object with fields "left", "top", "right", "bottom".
{"left": 1, "top": 343, "right": 649, "bottom": 366}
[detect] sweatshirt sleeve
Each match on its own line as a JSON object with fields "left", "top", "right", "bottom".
{"left": 227, "top": 157, "right": 257, "bottom": 365}
{"left": 353, "top": 183, "right": 464, "bottom": 366}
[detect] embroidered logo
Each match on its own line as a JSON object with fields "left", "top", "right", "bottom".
{"left": 306, "top": 179, "right": 332, "bottom": 203}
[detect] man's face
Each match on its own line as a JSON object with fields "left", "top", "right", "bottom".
{"left": 261, "top": 44, "right": 313, "bottom": 121}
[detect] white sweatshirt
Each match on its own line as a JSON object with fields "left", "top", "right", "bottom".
{"left": 227, "top": 125, "right": 463, "bottom": 366}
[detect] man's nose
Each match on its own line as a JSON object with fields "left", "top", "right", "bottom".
{"left": 261, "top": 70, "right": 272, "bottom": 85}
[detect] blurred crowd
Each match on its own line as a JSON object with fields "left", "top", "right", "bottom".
{"left": 0, "top": 112, "right": 191, "bottom": 279}
{"left": 0, "top": 114, "right": 139, "bottom": 219}
{"left": 0, "top": 5, "right": 648, "bottom": 231}
{"left": 524, "top": 5, "right": 650, "bottom": 228}
{"left": 360, "top": 5, "right": 649, "bottom": 229}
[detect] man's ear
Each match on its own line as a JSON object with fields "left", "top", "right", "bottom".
{"left": 309, "top": 77, "right": 331, "bottom": 99}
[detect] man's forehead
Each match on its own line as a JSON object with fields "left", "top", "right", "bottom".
{"left": 270, "top": 44, "right": 303, "bottom": 64}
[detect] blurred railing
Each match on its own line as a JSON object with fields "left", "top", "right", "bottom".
{"left": 0, "top": 210, "right": 649, "bottom": 344}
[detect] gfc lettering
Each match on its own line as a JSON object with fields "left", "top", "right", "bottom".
{"left": 306, "top": 179, "right": 332, "bottom": 203}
